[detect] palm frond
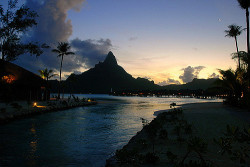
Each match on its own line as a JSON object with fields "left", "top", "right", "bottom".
{"left": 237, "top": 0, "right": 250, "bottom": 9}
{"left": 65, "top": 51, "right": 75, "bottom": 55}
{"left": 225, "top": 24, "right": 244, "bottom": 38}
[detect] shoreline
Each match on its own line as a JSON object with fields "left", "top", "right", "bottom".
{"left": 0, "top": 100, "right": 97, "bottom": 125}
{"left": 106, "top": 102, "right": 250, "bottom": 167}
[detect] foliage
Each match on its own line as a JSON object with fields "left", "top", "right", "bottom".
{"left": 214, "top": 125, "right": 250, "bottom": 165}
{"left": 166, "top": 151, "right": 178, "bottom": 164}
{"left": 52, "top": 42, "right": 74, "bottom": 99}
{"left": 38, "top": 68, "right": 58, "bottom": 81}
{"left": 231, "top": 51, "right": 249, "bottom": 70}
{"left": 115, "top": 149, "right": 142, "bottom": 165}
{"left": 225, "top": 24, "right": 245, "bottom": 38}
{"left": 237, "top": 0, "right": 250, "bottom": 9}
{"left": 170, "top": 102, "right": 177, "bottom": 108}
{"left": 61, "top": 100, "right": 68, "bottom": 107}
{"left": 176, "top": 160, "right": 213, "bottom": 167}
{"left": 135, "top": 139, "right": 148, "bottom": 149}
{"left": 159, "top": 129, "right": 168, "bottom": 140}
{"left": 177, "top": 136, "right": 208, "bottom": 166}
{"left": 144, "top": 152, "right": 159, "bottom": 164}
{"left": 225, "top": 24, "right": 245, "bottom": 69}
{"left": 0, "top": 0, "right": 46, "bottom": 61}
{"left": 217, "top": 69, "right": 248, "bottom": 106}
{"left": 140, "top": 117, "right": 149, "bottom": 127}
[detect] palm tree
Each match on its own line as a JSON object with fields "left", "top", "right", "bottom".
{"left": 38, "top": 68, "right": 58, "bottom": 81}
{"left": 237, "top": 0, "right": 250, "bottom": 53}
{"left": 231, "top": 51, "right": 249, "bottom": 70}
{"left": 218, "top": 69, "right": 247, "bottom": 104}
{"left": 237, "top": 0, "right": 250, "bottom": 91}
{"left": 225, "top": 24, "right": 244, "bottom": 69}
{"left": 38, "top": 68, "right": 58, "bottom": 101}
{"left": 52, "top": 42, "right": 74, "bottom": 99}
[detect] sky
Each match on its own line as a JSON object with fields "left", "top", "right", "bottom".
{"left": 1, "top": 0, "right": 248, "bottom": 85}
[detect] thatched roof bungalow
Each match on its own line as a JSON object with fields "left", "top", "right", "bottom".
{"left": 0, "top": 59, "right": 47, "bottom": 101}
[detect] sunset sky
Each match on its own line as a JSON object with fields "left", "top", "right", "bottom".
{"left": 2, "top": 0, "right": 248, "bottom": 85}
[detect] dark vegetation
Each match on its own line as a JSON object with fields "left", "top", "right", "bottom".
{"left": 0, "top": 0, "right": 47, "bottom": 62}
{"left": 218, "top": 0, "right": 250, "bottom": 109}
{"left": 109, "top": 107, "right": 250, "bottom": 167}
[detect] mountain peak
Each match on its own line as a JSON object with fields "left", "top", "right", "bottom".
{"left": 103, "top": 51, "right": 117, "bottom": 66}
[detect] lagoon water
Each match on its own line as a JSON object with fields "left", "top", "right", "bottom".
{"left": 0, "top": 94, "right": 221, "bottom": 167}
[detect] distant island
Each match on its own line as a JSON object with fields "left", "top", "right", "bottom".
{"left": 49, "top": 52, "right": 220, "bottom": 95}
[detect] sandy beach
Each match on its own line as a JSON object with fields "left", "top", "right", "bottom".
{"left": 106, "top": 102, "right": 250, "bottom": 167}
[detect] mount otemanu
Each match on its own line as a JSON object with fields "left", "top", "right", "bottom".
{"left": 49, "top": 52, "right": 218, "bottom": 94}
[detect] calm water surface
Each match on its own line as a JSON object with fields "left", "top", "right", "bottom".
{"left": 0, "top": 94, "right": 221, "bottom": 167}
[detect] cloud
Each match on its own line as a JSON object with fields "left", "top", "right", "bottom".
{"left": 167, "top": 78, "right": 181, "bottom": 85}
{"left": 71, "top": 38, "right": 113, "bottom": 68}
{"left": 14, "top": 0, "right": 112, "bottom": 78}
{"left": 158, "top": 78, "right": 181, "bottom": 86}
{"left": 24, "top": 0, "right": 86, "bottom": 44}
{"left": 179, "top": 66, "right": 205, "bottom": 83}
{"left": 15, "top": 38, "right": 113, "bottom": 75}
{"left": 141, "top": 77, "right": 151, "bottom": 80}
{"left": 73, "top": 70, "right": 82, "bottom": 74}
{"left": 208, "top": 73, "right": 220, "bottom": 78}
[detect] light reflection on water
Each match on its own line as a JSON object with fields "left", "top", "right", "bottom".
{"left": 0, "top": 94, "right": 221, "bottom": 167}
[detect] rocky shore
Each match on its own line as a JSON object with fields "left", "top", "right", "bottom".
{"left": 106, "top": 102, "right": 250, "bottom": 167}
{"left": 0, "top": 99, "right": 97, "bottom": 124}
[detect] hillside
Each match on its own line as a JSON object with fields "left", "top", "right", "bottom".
{"left": 51, "top": 52, "right": 159, "bottom": 93}
{"left": 162, "top": 78, "right": 219, "bottom": 90}
{"left": 49, "top": 52, "right": 219, "bottom": 94}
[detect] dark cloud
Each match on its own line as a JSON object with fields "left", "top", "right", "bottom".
{"left": 158, "top": 81, "right": 167, "bottom": 86}
{"left": 15, "top": 38, "right": 113, "bottom": 75}
{"left": 24, "top": 0, "right": 86, "bottom": 44}
{"left": 71, "top": 38, "right": 113, "bottom": 68}
{"left": 14, "top": 0, "right": 113, "bottom": 77}
{"left": 179, "top": 66, "right": 205, "bottom": 83}
{"left": 73, "top": 70, "right": 82, "bottom": 74}
{"left": 158, "top": 78, "right": 181, "bottom": 86}
{"left": 208, "top": 73, "right": 220, "bottom": 79}
{"left": 167, "top": 78, "right": 181, "bottom": 85}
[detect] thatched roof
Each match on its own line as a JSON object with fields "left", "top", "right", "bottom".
{"left": 0, "top": 59, "right": 46, "bottom": 88}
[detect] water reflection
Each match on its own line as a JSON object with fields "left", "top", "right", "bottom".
{"left": 27, "top": 124, "right": 38, "bottom": 167}
{"left": 0, "top": 95, "right": 221, "bottom": 167}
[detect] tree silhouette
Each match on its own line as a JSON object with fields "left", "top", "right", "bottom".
{"left": 0, "top": 0, "right": 45, "bottom": 61}
{"left": 38, "top": 68, "right": 57, "bottom": 101}
{"left": 52, "top": 42, "right": 74, "bottom": 99}
{"left": 38, "top": 68, "right": 58, "bottom": 81}
{"left": 237, "top": 0, "right": 250, "bottom": 90}
{"left": 218, "top": 69, "right": 247, "bottom": 104}
{"left": 231, "top": 51, "right": 249, "bottom": 70}
{"left": 237, "top": 0, "right": 250, "bottom": 53}
{"left": 225, "top": 24, "right": 244, "bottom": 69}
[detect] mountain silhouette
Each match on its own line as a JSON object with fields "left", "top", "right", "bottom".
{"left": 162, "top": 78, "right": 218, "bottom": 90}
{"left": 49, "top": 52, "right": 219, "bottom": 94}
{"left": 60, "top": 51, "right": 159, "bottom": 93}
{"left": 103, "top": 51, "right": 118, "bottom": 66}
